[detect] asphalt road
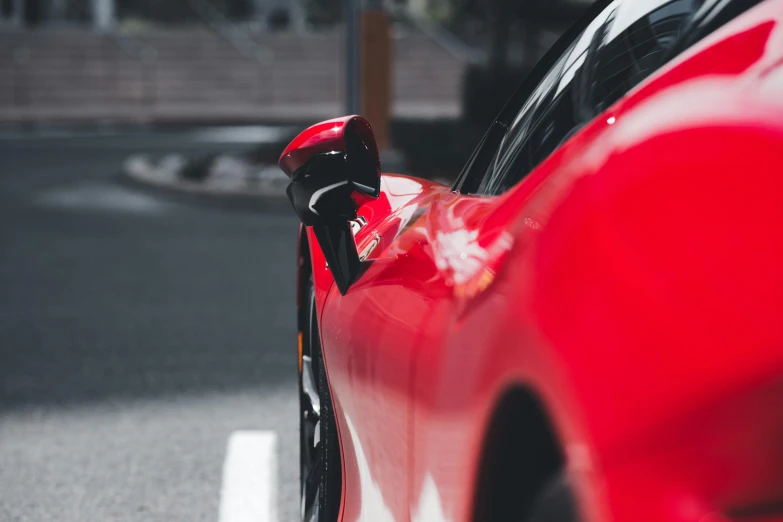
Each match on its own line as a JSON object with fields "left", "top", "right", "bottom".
{"left": 0, "top": 129, "right": 301, "bottom": 522}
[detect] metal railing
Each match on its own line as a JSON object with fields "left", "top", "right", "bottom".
{"left": 5, "top": 31, "right": 30, "bottom": 109}
{"left": 187, "top": 0, "right": 274, "bottom": 63}
{"left": 187, "top": 0, "right": 276, "bottom": 105}
{"left": 391, "top": 6, "right": 486, "bottom": 65}
{"left": 107, "top": 28, "right": 159, "bottom": 110}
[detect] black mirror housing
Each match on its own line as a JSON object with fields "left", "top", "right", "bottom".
{"left": 278, "top": 116, "right": 381, "bottom": 294}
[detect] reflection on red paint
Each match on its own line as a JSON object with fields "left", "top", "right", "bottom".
{"left": 293, "top": 2, "right": 783, "bottom": 522}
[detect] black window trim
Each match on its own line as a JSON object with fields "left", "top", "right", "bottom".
{"left": 451, "top": 0, "right": 759, "bottom": 196}
{"left": 452, "top": 0, "right": 616, "bottom": 195}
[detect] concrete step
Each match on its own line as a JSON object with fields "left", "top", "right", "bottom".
{"left": 0, "top": 26, "right": 465, "bottom": 123}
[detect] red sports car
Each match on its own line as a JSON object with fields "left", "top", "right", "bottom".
{"left": 279, "top": 0, "right": 783, "bottom": 521}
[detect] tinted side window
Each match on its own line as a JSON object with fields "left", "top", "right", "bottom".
{"left": 475, "top": 0, "right": 744, "bottom": 196}
{"left": 586, "top": 0, "right": 702, "bottom": 115}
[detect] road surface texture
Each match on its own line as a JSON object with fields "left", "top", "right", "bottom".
{"left": 0, "top": 128, "right": 300, "bottom": 522}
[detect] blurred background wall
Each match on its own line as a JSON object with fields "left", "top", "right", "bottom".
{"left": 0, "top": 0, "right": 593, "bottom": 177}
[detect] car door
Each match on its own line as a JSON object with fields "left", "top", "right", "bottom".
{"left": 317, "top": 176, "right": 519, "bottom": 522}
{"left": 407, "top": 0, "right": 762, "bottom": 520}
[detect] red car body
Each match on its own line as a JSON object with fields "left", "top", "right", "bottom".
{"left": 295, "top": 2, "right": 783, "bottom": 521}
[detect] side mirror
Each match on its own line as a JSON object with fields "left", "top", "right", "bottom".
{"left": 279, "top": 115, "right": 381, "bottom": 295}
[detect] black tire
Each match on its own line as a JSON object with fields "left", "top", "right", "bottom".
{"left": 299, "top": 275, "right": 342, "bottom": 522}
{"left": 315, "top": 319, "right": 342, "bottom": 521}
{"left": 525, "top": 473, "right": 579, "bottom": 522}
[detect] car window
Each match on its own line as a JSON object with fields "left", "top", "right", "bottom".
{"left": 473, "top": 0, "right": 757, "bottom": 196}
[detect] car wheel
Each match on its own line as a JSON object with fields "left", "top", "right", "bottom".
{"left": 300, "top": 276, "right": 342, "bottom": 522}
{"left": 525, "top": 473, "right": 579, "bottom": 522}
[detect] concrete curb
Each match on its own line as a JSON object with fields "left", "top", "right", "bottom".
{"left": 121, "top": 149, "right": 419, "bottom": 211}
{"left": 121, "top": 153, "right": 292, "bottom": 211}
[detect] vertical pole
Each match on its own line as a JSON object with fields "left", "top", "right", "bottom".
{"left": 92, "top": 0, "right": 115, "bottom": 32}
{"left": 10, "top": 0, "right": 25, "bottom": 27}
{"left": 51, "top": 0, "right": 66, "bottom": 21}
{"left": 291, "top": 0, "right": 306, "bottom": 32}
{"left": 344, "top": 0, "right": 360, "bottom": 114}
{"left": 359, "top": 1, "right": 391, "bottom": 150}
{"left": 251, "top": 0, "right": 265, "bottom": 25}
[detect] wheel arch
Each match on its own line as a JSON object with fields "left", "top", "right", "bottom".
{"left": 471, "top": 385, "right": 565, "bottom": 522}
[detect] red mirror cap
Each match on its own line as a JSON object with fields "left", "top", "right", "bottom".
{"left": 278, "top": 115, "right": 380, "bottom": 178}
{"left": 278, "top": 116, "right": 354, "bottom": 178}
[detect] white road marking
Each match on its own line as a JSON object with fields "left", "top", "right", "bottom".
{"left": 219, "top": 430, "right": 278, "bottom": 522}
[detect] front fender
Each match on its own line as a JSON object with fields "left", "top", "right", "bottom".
{"left": 300, "top": 173, "right": 444, "bottom": 319}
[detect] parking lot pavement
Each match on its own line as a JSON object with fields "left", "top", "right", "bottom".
{"left": 0, "top": 132, "right": 301, "bottom": 522}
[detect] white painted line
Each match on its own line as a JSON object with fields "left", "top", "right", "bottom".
{"left": 218, "top": 430, "right": 278, "bottom": 522}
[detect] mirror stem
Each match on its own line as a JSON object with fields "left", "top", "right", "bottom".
{"left": 313, "top": 222, "right": 361, "bottom": 296}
